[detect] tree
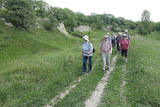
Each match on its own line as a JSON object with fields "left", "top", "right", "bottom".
{"left": 139, "top": 10, "right": 152, "bottom": 35}
{"left": 43, "top": 7, "right": 58, "bottom": 30}
{"left": 155, "top": 22, "right": 160, "bottom": 32}
{"left": 4, "top": 0, "right": 35, "bottom": 30}
{"left": 33, "top": 0, "right": 49, "bottom": 17}
{"left": 141, "top": 10, "right": 150, "bottom": 22}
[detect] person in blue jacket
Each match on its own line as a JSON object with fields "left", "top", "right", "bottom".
{"left": 82, "top": 35, "right": 93, "bottom": 73}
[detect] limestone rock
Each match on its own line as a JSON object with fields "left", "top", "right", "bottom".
{"left": 57, "top": 23, "right": 69, "bottom": 36}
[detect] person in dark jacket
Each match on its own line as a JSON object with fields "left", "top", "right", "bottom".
{"left": 116, "top": 32, "right": 123, "bottom": 53}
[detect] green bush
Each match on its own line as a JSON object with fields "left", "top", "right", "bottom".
{"left": 0, "top": 8, "right": 7, "bottom": 18}
{"left": 4, "top": 0, "right": 35, "bottom": 30}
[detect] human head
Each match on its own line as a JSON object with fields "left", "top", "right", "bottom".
{"left": 123, "top": 34, "right": 127, "bottom": 39}
{"left": 104, "top": 35, "right": 109, "bottom": 41}
{"left": 83, "top": 35, "right": 89, "bottom": 42}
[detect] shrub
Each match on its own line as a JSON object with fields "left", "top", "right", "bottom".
{"left": 0, "top": 8, "right": 7, "bottom": 18}
{"left": 4, "top": 0, "right": 35, "bottom": 30}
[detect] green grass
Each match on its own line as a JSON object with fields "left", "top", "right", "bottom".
{"left": 125, "top": 34, "right": 160, "bottom": 107}
{"left": 100, "top": 55, "right": 124, "bottom": 107}
{"left": 54, "top": 58, "right": 104, "bottom": 107}
{"left": 2, "top": 18, "right": 160, "bottom": 107}
{"left": 54, "top": 45, "right": 118, "bottom": 107}
{"left": 0, "top": 22, "right": 84, "bottom": 106}
{"left": 0, "top": 21, "right": 108, "bottom": 107}
{"left": 99, "top": 33, "right": 160, "bottom": 107}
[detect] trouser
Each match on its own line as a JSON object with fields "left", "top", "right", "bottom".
{"left": 117, "top": 42, "right": 120, "bottom": 52}
{"left": 121, "top": 50, "right": 128, "bottom": 57}
{"left": 101, "top": 52, "right": 111, "bottom": 69}
{"left": 83, "top": 56, "right": 92, "bottom": 72}
{"left": 112, "top": 40, "right": 115, "bottom": 48}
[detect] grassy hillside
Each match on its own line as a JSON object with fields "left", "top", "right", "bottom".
{"left": 0, "top": 21, "right": 107, "bottom": 106}
{"left": 125, "top": 33, "right": 160, "bottom": 106}
{"left": 0, "top": 22, "right": 82, "bottom": 106}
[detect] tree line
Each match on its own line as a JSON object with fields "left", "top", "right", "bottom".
{"left": 0, "top": 0, "right": 160, "bottom": 35}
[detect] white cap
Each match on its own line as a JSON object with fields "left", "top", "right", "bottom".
{"left": 83, "top": 35, "right": 89, "bottom": 41}
{"left": 123, "top": 34, "right": 128, "bottom": 37}
{"left": 124, "top": 29, "right": 128, "bottom": 33}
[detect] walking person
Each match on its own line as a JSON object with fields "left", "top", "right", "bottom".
{"left": 124, "top": 29, "right": 130, "bottom": 40}
{"left": 82, "top": 35, "right": 93, "bottom": 73}
{"left": 111, "top": 33, "right": 116, "bottom": 48}
{"left": 100, "top": 35, "right": 112, "bottom": 71}
{"left": 120, "top": 34, "right": 130, "bottom": 61}
{"left": 116, "top": 32, "right": 123, "bottom": 53}
{"left": 107, "top": 32, "right": 112, "bottom": 43}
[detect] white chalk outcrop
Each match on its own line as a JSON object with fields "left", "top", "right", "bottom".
{"left": 74, "top": 26, "right": 91, "bottom": 32}
{"left": 57, "top": 23, "right": 69, "bottom": 36}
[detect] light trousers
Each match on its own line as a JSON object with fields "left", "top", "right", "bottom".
{"left": 101, "top": 52, "right": 111, "bottom": 69}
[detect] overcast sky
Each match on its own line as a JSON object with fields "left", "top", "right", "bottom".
{"left": 43, "top": 0, "right": 160, "bottom": 22}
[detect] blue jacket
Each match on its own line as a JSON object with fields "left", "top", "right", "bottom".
{"left": 82, "top": 42, "right": 93, "bottom": 56}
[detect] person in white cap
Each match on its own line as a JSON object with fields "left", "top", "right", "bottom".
{"left": 120, "top": 34, "right": 130, "bottom": 61}
{"left": 82, "top": 35, "right": 93, "bottom": 73}
{"left": 116, "top": 32, "right": 123, "bottom": 53}
{"left": 100, "top": 35, "right": 112, "bottom": 71}
{"left": 124, "top": 29, "right": 130, "bottom": 40}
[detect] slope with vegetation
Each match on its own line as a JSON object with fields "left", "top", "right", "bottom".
{"left": 0, "top": 22, "right": 83, "bottom": 106}
{"left": 1, "top": 0, "right": 160, "bottom": 107}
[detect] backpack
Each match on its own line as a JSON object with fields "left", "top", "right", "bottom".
{"left": 93, "top": 48, "right": 95, "bottom": 54}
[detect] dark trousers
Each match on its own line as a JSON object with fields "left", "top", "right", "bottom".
{"left": 83, "top": 56, "right": 92, "bottom": 72}
{"left": 117, "top": 42, "right": 120, "bottom": 52}
{"left": 121, "top": 50, "right": 128, "bottom": 57}
{"left": 112, "top": 40, "right": 115, "bottom": 48}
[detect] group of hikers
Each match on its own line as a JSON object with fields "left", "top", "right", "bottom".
{"left": 82, "top": 30, "right": 130, "bottom": 73}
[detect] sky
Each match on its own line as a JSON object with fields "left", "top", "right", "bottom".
{"left": 43, "top": 0, "right": 160, "bottom": 22}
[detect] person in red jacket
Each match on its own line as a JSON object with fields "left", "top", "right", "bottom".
{"left": 120, "top": 34, "right": 130, "bottom": 61}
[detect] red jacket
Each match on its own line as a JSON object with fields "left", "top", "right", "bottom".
{"left": 120, "top": 39, "right": 130, "bottom": 50}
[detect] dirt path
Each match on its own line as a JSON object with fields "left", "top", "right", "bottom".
{"left": 85, "top": 55, "right": 118, "bottom": 107}
{"left": 44, "top": 58, "right": 100, "bottom": 107}
{"left": 120, "top": 60, "right": 127, "bottom": 104}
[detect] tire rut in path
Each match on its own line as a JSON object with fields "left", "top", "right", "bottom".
{"left": 120, "top": 61, "right": 127, "bottom": 104}
{"left": 85, "top": 55, "right": 118, "bottom": 107}
{"left": 44, "top": 58, "right": 100, "bottom": 107}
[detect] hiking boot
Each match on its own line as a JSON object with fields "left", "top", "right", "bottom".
{"left": 107, "top": 67, "right": 110, "bottom": 71}
{"left": 88, "top": 69, "right": 92, "bottom": 73}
